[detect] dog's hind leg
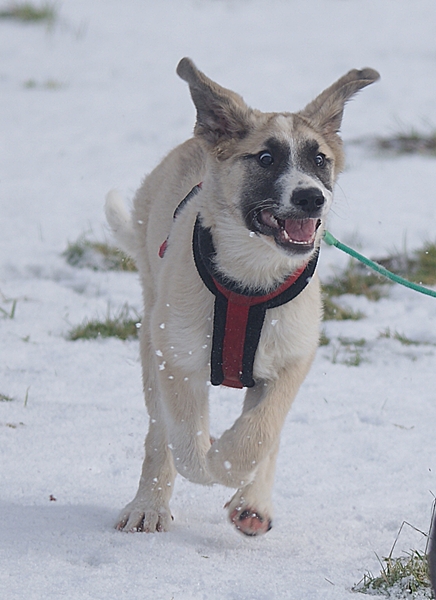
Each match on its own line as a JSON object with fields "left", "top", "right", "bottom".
{"left": 116, "top": 412, "right": 176, "bottom": 532}
{"left": 115, "top": 325, "right": 177, "bottom": 533}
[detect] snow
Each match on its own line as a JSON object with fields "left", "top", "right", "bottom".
{"left": 1, "top": 1, "right": 436, "bottom": 598}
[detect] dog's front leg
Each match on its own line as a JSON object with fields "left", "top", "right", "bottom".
{"left": 157, "top": 368, "right": 214, "bottom": 485}
{"left": 225, "top": 439, "right": 280, "bottom": 536}
{"left": 206, "top": 354, "right": 314, "bottom": 488}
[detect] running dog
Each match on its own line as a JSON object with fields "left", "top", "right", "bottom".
{"left": 105, "top": 58, "right": 379, "bottom": 536}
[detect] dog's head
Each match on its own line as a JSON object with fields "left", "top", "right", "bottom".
{"left": 177, "top": 58, "right": 379, "bottom": 261}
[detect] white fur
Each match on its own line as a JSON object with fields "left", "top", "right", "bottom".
{"left": 105, "top": 190, "right": 137, "bottom": 257}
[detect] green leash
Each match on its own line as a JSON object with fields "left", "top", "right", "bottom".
{"left": 323, "top": 230, "right": 436, "bottom": 299}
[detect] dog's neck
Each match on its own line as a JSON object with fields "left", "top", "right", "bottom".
{"left": 199, "top": 212, "right": 317, "bottom": 293}
{"left": 192, "top": 217, "right": 319, "bottom": 388}
{"left": 194, "top": 217, "right": 314, "bottom": 295}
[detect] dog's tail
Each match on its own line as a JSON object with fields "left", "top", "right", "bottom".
{"left": 105, "top": 190, "right": 137, "bottom": 258}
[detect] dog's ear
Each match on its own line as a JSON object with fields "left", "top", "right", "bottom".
{"left": 177, "top": 57, "right": 253, "bottom": 148}
{"left": 298, "top": 68, "right": 380, "bottom": 136}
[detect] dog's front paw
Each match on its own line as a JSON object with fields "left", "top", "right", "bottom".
{"left": 115, "top": 501, "right": 173, "bottom": 533}
{"left": 229, "top": 506, "right": 272, "bottom": 537}
{"left": 225, "top": 489, "right": 273, "bottom": 537}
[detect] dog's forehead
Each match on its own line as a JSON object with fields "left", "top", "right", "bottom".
{"left": 245, "top": 112, "right": 331, "bottom": 156}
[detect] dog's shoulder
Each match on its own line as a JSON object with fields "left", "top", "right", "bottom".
{"left": 139, "top": 138, "right": 206, "bottom": 200}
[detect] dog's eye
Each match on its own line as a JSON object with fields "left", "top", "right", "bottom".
{"left": 314, "top": 153, "right": 326, "bottom": 168}
{"left": 257, "top": 151, "right": 274, "bottom": 167}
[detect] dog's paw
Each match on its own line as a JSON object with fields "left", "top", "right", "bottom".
{"left": 225, "top": 488, "right": 273, "bottom": 537}
{"left": 229, "top": 506, "right": 272, "bottom": 537}
{"left": 115, "top": 502, "right": 173, "bottom": 533}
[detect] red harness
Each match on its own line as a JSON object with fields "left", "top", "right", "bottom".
{"left": 212, "top": 266, "right": 306, "bottom": 388}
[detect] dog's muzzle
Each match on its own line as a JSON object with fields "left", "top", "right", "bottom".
{"left": 253, "top": 187, "right": 325, "bottom": 254}
{"left": 255, "top": 209, "right": 322, "bottom": 254}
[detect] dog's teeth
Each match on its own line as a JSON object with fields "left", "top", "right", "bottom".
{"left": 260, "top": 209, "right": 280, "bottom": 229}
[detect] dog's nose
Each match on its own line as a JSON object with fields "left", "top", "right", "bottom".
{"left": 291, "top": 188, "right": 325, "bottom": 214}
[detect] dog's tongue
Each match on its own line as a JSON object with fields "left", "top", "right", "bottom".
{"left": 284, "top": 218, "right": 317, "bottom": 242}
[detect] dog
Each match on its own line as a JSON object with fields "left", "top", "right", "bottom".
{"left": 105, "top": 58, "right": 379, "bottom": 536}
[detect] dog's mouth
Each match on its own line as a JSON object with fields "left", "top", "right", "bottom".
{"left": 254, "top": 209, "right": 321, "bottom": 253}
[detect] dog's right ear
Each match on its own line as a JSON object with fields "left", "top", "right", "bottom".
{"left": 177, "top": 58, "right": 253, "bottom": 150}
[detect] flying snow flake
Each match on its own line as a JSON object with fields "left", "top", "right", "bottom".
{"left": 224, "top": 461, "right": 232, "bottom": 470}
{"left": 156, "top": 350, "right": 163, "bottom": 357}
{"left": 159, "top": 323, "right": 165, "bottom": 329}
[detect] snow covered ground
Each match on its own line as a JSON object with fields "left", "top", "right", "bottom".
{"left": 1, "top": 1, "right": 436, "bottom": 598}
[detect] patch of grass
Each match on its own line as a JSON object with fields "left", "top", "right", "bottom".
{"left": 413, "top": 243, "right": 436, "bottom": 285}
{"left": 376, "top": 243, "right": 436, "bottom": 287}
{"left": 23, "top": 386, "right": 30, "bottom": 407}
{"left": 0, "top": 292, "right": 17, "bottom": 319}
{"left": 68, "top": 305, "right": 141, "bottom": 341}
{"left": 63, "top": 237, "right": 136, "bottom": 272}
{"left": 0, "top": 298, "right": 17, "bottom": 319}
{"left": 0, "top": 393, "right": 14, "bottom": 402}
{"left": 355, "top": 550, "right": 432, "bottom": 597}
{"left": 354, "top": 518, "right": 434, "bottom": 599}
{"left": 338, "top": 336, "right": 366, "bottom": 347}
{"left": 379, "top": 328, "right": 435, "bottom": 347}
{"left": 0, "top": 2, "right": 56, "bottom": 23}
{"left": 323, "top": 295, "right": 365, "bottom": 321}
{"left": 330, "top": 337, "right": 367, "bottom": 366}
{"left": 319, "top": 330, "right": 330, "bottom": 346}
{"left": 323, "top": 260, "right": 389, "bottom": 301}
{"left": 322, "top": 239, "right": 436, "bottom": 315}
{"left": 375, "top": 128, "right": 436, "bottom": 156}
{"left": 23, "top": 78, "right": 65, "bottom": 90}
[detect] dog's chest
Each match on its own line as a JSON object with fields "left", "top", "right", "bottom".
{"left": 253, "top": 286, "right": 321, "bottom": 381}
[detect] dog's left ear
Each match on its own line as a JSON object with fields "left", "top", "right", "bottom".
{"left": 298, "top": 68, "right": 380, "bottom": 136}
{"left": 177, "top": 57, "right": 253, "bottom": 149}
